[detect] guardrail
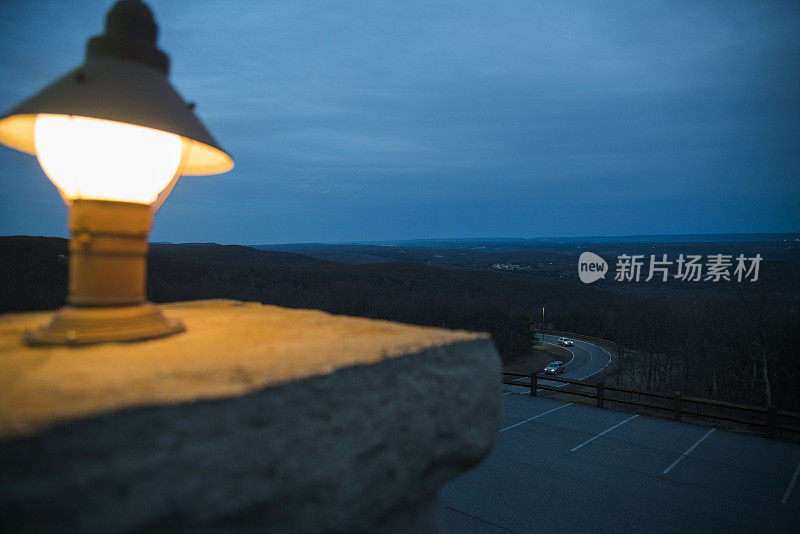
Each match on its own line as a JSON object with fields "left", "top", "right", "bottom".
{"left": 502, "top": 372, "right": 800, "bottom": 439}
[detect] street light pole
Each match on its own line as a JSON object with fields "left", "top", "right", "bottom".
{"left": 541, "top": 304, "right": 545, "bottom": 344}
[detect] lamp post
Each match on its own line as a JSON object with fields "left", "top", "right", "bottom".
{"left": 0, "top": 0, "right": 233, "bottom": 345}
{"left": 541, "top": 304, "right": 545, "bottom": 344}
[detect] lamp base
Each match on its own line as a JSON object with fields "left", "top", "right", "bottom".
{"left": 24, "top": 303, "right": 185, "bottom": 346}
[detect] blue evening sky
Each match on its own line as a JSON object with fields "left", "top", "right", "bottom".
{"left": 1, "top": 0, "right": 798, "bottom": 244}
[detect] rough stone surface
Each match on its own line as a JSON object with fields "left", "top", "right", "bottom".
{"left": 0, "top": 300, "right": 501, "bottom": 533}
{"left": 0, "top": 299, "right": 487, "bottom": 439}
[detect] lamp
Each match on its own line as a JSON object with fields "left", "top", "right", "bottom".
{"left": 0, "top": 0, "right": 233, "bottom": 345}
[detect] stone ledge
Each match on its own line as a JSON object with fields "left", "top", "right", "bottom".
{"left": 0, "top": 300, "right": 501, "bottom": 533}
{"left": 0, "top": 299, "right": 488, "bottom": 439}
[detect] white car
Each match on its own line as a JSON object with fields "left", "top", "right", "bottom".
{"left": 544, "top": 361, "right": 565, "bottom": 374}
{"left": 557, "top": 337, "right": 574, "bottom": 347}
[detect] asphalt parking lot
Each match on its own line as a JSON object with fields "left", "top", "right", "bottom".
{"left": 442, "top": 392, "right": 800, "bottom": 533}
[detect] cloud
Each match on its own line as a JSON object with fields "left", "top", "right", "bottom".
{"left": 1, "top": 0, "right": 798, "bottom": 242}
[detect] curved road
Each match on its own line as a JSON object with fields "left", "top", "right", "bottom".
{"left": 540, "top": 334, "right": 611, "bottom": 382}
{"left": 507, "top": 334, "right": 612, "bottom": 391}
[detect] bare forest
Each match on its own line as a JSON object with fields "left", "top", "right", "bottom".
{"left": 2, "top": 236, "right": 798, "bottom": 411}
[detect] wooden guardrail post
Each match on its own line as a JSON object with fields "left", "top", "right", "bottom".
{"left": 530, "top": 373, "right": 537, "bottom": 397}
{"left": 597, "top": 381, "right": 604, "bottom": 408}
{"left": 767, "top": 406, "right": 776, "bottom": 439}
{"left": 673, "top": 392, "right": 681, "bottom": 422}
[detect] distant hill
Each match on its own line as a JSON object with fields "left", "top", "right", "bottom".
{"left": 3, "top": 235, "right": 798, "bottom": 410}
{"left": 257, "top": 232, "right": 799, "bottom": 250}
{"left": 1, "top": 236, "right": 614, "bottom": 359}
{"left": 150, "top": 242, "right": 335, "bottom": 269}
{"left": 254, "top": 239, "right": 800, "bottom": 293}
{"left": 387, "top": 232, "right": 799, "bottom": 246}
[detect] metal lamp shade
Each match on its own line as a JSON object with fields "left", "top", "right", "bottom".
{"left": 0, "top": 57, "right": 232, "bottom": 176}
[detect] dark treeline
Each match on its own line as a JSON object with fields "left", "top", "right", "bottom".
{"left": 2, "top": 237, "right": 798, "bottom": 410}
{"left": 593, "top": 290, "right": 800, "bottom": 411}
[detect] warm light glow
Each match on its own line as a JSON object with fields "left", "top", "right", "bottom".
{"left": 34, "top": 115, "right": 183, "bottom": 204}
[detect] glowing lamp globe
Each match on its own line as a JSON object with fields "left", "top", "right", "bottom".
{"left": 0, "top": 0, "right": 233, "bottom": 345}
{"left": 34, "top": 115, "right": 184, "bottom": 205}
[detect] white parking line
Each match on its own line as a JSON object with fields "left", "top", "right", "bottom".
{"left": 570, "top": 414, "right": 639, "bottom": 452}
{"left": 500, "top": 403, "right": 574, "bottom": 432}
{"left": 781, "top": 458, "right": 800, "bottom": 504}
{"left": 662, "top": 428, "right": 716, "bottom": 474}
